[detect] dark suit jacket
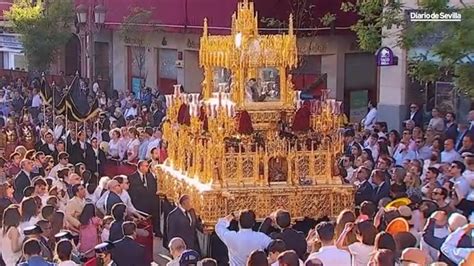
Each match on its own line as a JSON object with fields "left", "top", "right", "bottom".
{"left": 372, "top": 181, "right": 390, "bottom": 205}
{"left": 14, "top": 171, "right": 31, "bottom": 202}
{"left": 355, "top": 180, "right": 374, "bottom": 206}
{"left": 167, "top": 207, "right": 203, "bottom": 253}
{"left": 105, "top": 192, "right": 123, "bottom": 216}
{"left": 445, "top": 123, "right": 458, "bottom": 141}
{"left": 109, "top": 220, "right": 124, "bottom": 242}
{"left": 85, "top": 147, "right": 106, "bottom": 176}
{"left": 128, "top": 171, "right": 158, "bottom": 215}
{"left": 70, "top": 141, "right": 91, "bottom": 165}
{"left": 39, "top": 143, "right": 56, "bottom": 157}
{"left": 112, "top": 236, "right": 146, "bottom": 266}
{"left": 406, "top": 110, "right": 423, "bottom": 127}
{"left": 259, "top": 218, "right": 307, "bottom": 259}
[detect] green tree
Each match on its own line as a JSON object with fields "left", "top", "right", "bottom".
{"left": 260, "top": 0, "right": 335, "bottom": 68}
{"left": 5, "top": 0, "right": 74, "bottom": 73}
{"left": 341, "top": 0, "right": 474, "bottom": 96}
{"left": 119, "top": 7, "right": 154, "bottom": 85}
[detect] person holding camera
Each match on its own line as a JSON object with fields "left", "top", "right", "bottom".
{"left": 215, "top": 210, "right": 271, "bottom": 266}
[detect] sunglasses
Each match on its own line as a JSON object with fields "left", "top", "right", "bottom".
{"left": 432, "top": 191, "right": 441, "bottom": 195}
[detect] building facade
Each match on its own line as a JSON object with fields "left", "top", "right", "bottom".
{"left": 379, "top": 0, "right": 474, "bottom": 130}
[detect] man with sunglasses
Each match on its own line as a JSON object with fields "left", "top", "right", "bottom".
{"left": 405, "top": 103, "right": 423, "bottom": 128}
{"left": 447, "top": 161, "right": 469, "bottom": 200}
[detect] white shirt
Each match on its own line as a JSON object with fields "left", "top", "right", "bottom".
{"left": 215, "top": 218, "right": 272, "bottom": 266}
{"left": 54, "top": 125, "right": 64, "bottom": 140}
{"left": 306, "top": 246, "right": 351, "bottom": 266}
{"left": 362, "top": 108, "right": 377, "bottom": 130}
{"left": 348, "top": 242, "right": 374, "bottom": 266}
{"left": 420, "top": 226, "right": 450, "bottom": 263}
{"left": 124, "top": 107, "right": 138, "bottom": 118}
{"left": 451, "top": 175, "right": 471, "bottom": 199}
{"left": 441, "top": 227, "right": 474, "bottom": 265}
{"left": 441, "top": 149, "right": 461, "bottom": 163}
{"left": 31, "top": 94, "right": 42, "bottom": 107}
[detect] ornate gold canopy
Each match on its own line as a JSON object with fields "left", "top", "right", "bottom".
{"left": 157, "top": 1, "right": 354, "bottom": 230}
{"left": 199, "top": 0, "right": 298, "bottom": 109}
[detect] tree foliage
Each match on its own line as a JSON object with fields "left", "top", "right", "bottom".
{"left": 5, "top": 0, "right": 74, "bottom": 72}
{"left": 341, "top": 0, "right": 474, "bottom": 96}
{"left": 118, "top": 7, "right": 154, "bottom": 82}
{"left": 260, "top": 0, "right": 335, "bottom": 69}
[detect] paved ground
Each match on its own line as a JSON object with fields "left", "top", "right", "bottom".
{"left": 152, "top": 237, "right": 170, "bottom": 266}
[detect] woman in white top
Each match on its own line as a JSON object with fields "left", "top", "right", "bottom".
{"left": 126, "top": 127, "right": 140, "bottom": 163}
{"left": 336, "top": 220, "right": 376, "bottom": 266}
{"left": 19, "top": 197, "right": 40, "bottom": 233}
{"left": 108, "top": 129, "right": 125, "bottom": 160}
{"left": 428, "top": 108, "right": 445, "bottom": 133}
{"left": 1, "top": 205, "right": 23, "bottom": 266}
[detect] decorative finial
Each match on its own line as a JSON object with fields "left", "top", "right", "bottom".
{"left": 203, "top": 18, "right": 208, "bottom": 36}
{"left": 289, "top": 14, "right": 294, "bottom": 35}
{"left": 41, "top": 72, "right": 45, "bottom": 77}
{"left": 75, "top": 70, "right": 79, "bottom": 76}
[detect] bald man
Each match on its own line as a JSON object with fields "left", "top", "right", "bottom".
{"left": 104, "top": 180, "right": 123, "bottom": 215}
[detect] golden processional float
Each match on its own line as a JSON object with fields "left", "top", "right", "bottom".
{"left": 156, "top": 0, "right": 354, "bottom": 230}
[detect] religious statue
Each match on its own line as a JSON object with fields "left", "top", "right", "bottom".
{"left": 245, "top": 78, "right": 267, "bottom": 102}
{"left": 268, "top": 156, "right": 288, "bottom": 183}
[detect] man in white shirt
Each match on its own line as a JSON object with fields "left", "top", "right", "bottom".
{"left": 448, "top": 161, "right": 470, "bottom": 199}
{"left": 441, "top": 139, "right": 461, "bottom": 163}
{"left": 215, "top": 210, "right": 272, "bottom": 266}
{"left": 441, "top": 223, "right": 474, "bottom": 265}
{"left": 305, "top": 221, "right": 351, "bottom": 266}
{"left": 361, "top": 101, "right": 377, "bottom": 131}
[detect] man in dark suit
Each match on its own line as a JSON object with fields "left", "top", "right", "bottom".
{"left": 405, "top": 103, "right": 423, "bottom": 127}
{"left": 109, "top": 203, "right": 127, "bottom": 242}
{"left": 167, "top": 194, "right": 203, "bottom": 254}
{"left": 128, "top": 160, "right": 160, "bottom": 236}
{"left": 112, "top": 221, "right": 146, "bottom": 266}
{"left": 14, "top": 159, "right": 34, "bottom": 202}
{"left": 371, "top": 169, "right": 391, "bottom": 205}
{"left": 104, "top": 180, "right": 124, "bottom": 216}
{"left": 259, "top": 210, "right": 307, "bottom": 260}
{"left": 85, "top": 137, "right": 106, "bottom": 176}
{"left": 445, "top": 112, "right": 458, "bottom": 141}
{"left": 354, "top": 166, "right": 374, "bottom": 206}
{"left": 70, "top": 129, "right": 90, "bottom": 165}
{"left": 39, "top": 131, "right": 56, "bottom": 157}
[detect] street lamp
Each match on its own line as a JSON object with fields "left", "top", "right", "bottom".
{"left": 94, "top": 4, "right": 106, "bottom": 25}
{"left": 75, "top": 2, "right": 106, "bottom": 81}
{"left": 75, "top": 4, "right": 87, "bottom": 24}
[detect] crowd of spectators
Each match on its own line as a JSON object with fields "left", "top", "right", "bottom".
{"left": 0, "top": 74, "right": 472, "bottom": 266}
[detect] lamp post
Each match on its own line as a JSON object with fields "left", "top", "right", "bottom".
{"left": 76, "top": 2, "right": 106, "bottom": 81}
